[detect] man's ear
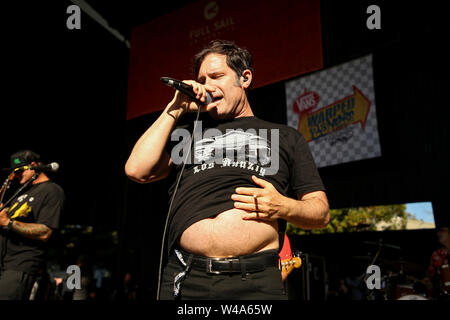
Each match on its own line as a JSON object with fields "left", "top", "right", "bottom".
{"left": 240, "top": 69, "right": 252, "bottom": 89}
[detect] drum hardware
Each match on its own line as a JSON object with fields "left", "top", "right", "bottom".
{"left": 439, "top": 264, "right": 450, "bottom": 295}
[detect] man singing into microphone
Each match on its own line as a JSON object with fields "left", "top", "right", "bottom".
{"left": 0, "top": 150, "right": 64, "bottom": 300}
{"left": 125, "top": 40, "right": 329, "bottom": 299}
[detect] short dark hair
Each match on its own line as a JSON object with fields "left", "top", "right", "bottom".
{"left": 193, "top": 40, "right": 253, "bottom": 83}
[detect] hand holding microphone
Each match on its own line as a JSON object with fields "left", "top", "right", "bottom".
{"left": 161, "top": 77, "right": 219, "bottom": 114}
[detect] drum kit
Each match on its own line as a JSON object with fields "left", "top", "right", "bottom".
{"left": 353, "top": 238, "right": 450, "bottom": 300}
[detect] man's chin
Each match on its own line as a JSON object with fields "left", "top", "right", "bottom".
{"left": 208, "top": 106, "right": 234, "bottom": 120}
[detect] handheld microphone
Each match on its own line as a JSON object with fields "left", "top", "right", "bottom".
{"left": 31, "top": 162, "right": 59, "bottom": 172}
{"left": 160, "top": 77, "right": 213, "bottom": 105}
{"left": 15, "top": 162, "right": 60, "bottom": 173}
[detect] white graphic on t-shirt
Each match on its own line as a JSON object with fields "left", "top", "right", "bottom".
{"left": 17, "top": 194, "right": 28, "bottom": 202}
{"left": 170, "top": 121, "right": 280, "bottom": 175}
{"left": 194, "top": 129, "right": 271, "bottom": 165}
{"left": 192, "top": 158, "right": 268, "bottom": 176}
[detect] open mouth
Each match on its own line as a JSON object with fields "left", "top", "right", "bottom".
{"left": 212, "top": 96, "right": 223, "bottom": 104}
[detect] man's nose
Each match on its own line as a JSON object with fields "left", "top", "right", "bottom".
{"left": 203, "top": 77, "right": 216, "bottom": 86}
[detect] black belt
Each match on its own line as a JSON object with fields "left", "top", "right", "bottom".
{"left": 176, "top": 248, "right": 279, "bottom": 275}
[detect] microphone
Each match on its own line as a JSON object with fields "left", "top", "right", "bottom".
{"left": 160, "top": 77, "right": 213, "bottom": 105}
{"left": 31, "top": 162, "right": 59, "bottom": 172}
{"left": 16, "top": 162, "right": 60, "bottom": 173}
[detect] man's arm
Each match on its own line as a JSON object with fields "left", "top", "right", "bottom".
{"left": 125, "top": 81, "right": 217, "bottom": 183}
{"left": 124, "top": 104, "right": 179, "bottom": 184}
{"left": 284, "top": 191, "right": 330, "bottom": 229}
{"left": 0, "top": 208, "right": 53, "bottom": 242}
{"left": 10, "top": 220, "right": 53, "bottom": 242}
{"left": 233, "top": 175, "right": 330, "bottom": 229}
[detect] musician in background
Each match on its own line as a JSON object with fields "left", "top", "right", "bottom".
{"left": 0, "top": 150, "right": 64, "bottom": 300}
{"left": 424, "top": 225, "right": 450, "bottom": 299}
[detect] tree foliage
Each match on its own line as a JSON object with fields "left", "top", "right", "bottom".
{"left": 287, "top": 204, "right": 409, "bottom": 235}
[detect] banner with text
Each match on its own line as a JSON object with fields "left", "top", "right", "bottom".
{"left": 127, "top": 0, "right": 322, "bottom": 119}
{"left": 285, "top": 54, "right": 381, "bottom": 168}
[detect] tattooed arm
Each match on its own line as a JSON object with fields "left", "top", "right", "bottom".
{"left": 1, "top": 202, "right": 55, "bottom": 243}
{"left": 0, "top": 207, "right": 52, "bottom": 242}
{"left": 10, "top": 220, "right": 53, "bottom": 242}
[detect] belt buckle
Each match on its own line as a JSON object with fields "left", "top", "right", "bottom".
{"left": 207, "top": 257, "right": 240, "bottom": 274}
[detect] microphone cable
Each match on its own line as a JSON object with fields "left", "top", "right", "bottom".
{"left": 156, "top": 103, "right": 203, "bottom": 300}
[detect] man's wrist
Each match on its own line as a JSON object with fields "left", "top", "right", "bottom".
{"left": 3, "top": 218, "right": 13, "bottom": 231}
{"left": 165, "top": 102, "right": 184, "bottom": 119}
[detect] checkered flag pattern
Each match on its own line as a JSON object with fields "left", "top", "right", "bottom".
{"left": 285, "top": 54, "right": 381, "bottom": 168}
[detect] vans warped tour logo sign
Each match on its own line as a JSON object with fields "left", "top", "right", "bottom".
{"left": 285, "top": 54, "right": 381, "bottom": 168}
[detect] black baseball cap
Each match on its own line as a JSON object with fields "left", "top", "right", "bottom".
{"left": 9, "top": 150, "right": 41, "bottom": 169}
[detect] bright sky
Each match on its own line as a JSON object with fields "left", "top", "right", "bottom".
{"left": 405, "top": 202, "right": 434, "bottom": 223}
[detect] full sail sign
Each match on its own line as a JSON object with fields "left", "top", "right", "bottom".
{"left": 286, "top": 55, "right": 381, "bottom": 168}
{"left": 126, "top": 0, "right": 322, "bottom": 119}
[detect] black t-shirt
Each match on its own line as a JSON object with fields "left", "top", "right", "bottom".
{"left": 0, "top": 180, "right": 64, "bottom": 274}
{"left": 165, "top": 116, "right": 325, "bottom": 252}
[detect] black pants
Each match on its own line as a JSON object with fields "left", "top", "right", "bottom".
{"left": 0, "top": 269, "right": 37, "bottom": 300}
{"left": 160, "top": 249, "right": 287, "bottom": 300}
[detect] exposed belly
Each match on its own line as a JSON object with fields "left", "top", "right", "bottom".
{"left": 178, "top": 208, "right": 279, "bottom": 257}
